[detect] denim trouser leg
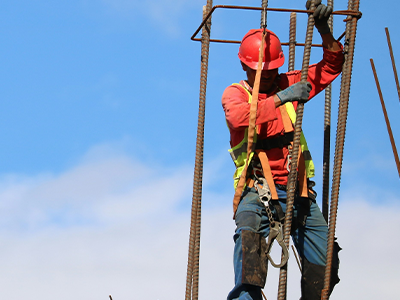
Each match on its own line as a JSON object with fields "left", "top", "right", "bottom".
{"left": 227, "top": 188, "right": 268, "bottom": 300}
{"left": 227, "top": 187, "right": 332, "bottom": 300}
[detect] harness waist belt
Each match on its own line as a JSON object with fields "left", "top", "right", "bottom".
{"left": 255, "top": 132, "right": 294, "bottom": 150}
{"left": 275, "top": 184, "right": 287, "bottom": 191}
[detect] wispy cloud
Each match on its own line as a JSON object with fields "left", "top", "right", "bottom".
{"left": 0, "top": 142, "right": 193, "bottom": 232}
{"left": 0, "top": 142, "right": 398, "bottom": 299}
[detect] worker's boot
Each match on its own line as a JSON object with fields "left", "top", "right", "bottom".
{"left": 300, "top": 258, "right": 325, "bottom": 300}
{"left": 300, "top": 248, "right": 340, "bottom": 300}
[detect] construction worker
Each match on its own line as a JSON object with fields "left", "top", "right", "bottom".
{"left": 222, "top": 1, "right": 343, "bottom": 300}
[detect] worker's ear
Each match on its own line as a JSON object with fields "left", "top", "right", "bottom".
{"left": 241, "top": 62, "right": 248, "bottom": 71}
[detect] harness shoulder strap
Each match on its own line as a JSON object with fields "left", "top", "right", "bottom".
{"left": 278, "top": 105, "right": 294, "bottom": 133}
{"left": 232, "top": 83, "right": 252, "bottom": 103}
{"left": 256, "top": 150, "right": 278, "bottom": 200}
{"left": 284, "top": 102, "right": 309, "bottom": 197}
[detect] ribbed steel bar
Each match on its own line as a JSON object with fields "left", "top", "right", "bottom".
{"left": 191, "top": 5, "right": 361, "bottom": 43}
{"left": 291, "top": 245, "right": 302, "bottom": 272}
{"left": 261, "top": 0, "right": 269, "bottom": 28}
{"left": 321, "top": 0, "right": 360, "bottom": 298}
{"left": 277, "top": 2, "right": 316, "bottom": 299}
{"left": 192, "top": 38, "right": 325, "bottom": 47}
{"left": 385, "top": 27, "right": 400, "bottom": 104}
{"left": 288, "top": 12, "right": 297, "bottom": 72}
{"left": 275, "top": 12, "right": 296, "bottom": 297}
{"left": 287, "top": 14, "right": 298, "bottom": 281}
{"left": 370, "top": 59, "right": 400, "bottom": 177}
{"left": 185, "top": 2, "right": 213, "bottom": 300}
{"left": 322, "top": 0, "right": 334, "bottom": 222}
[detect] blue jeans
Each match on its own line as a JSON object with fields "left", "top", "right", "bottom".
{"left": 227, "top": 187, "right": 331, "bottom": 300}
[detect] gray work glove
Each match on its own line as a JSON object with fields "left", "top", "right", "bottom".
{"left": 276, "top": 82, "right": 312, "bottom": 105}
{"left": 306, "top": 0, "right": 332, "bottom": 34}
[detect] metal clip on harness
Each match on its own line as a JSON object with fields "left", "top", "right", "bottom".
{"left": 253, "top": 169, "right": 289, "bottom": 268}
{"left": 265, "top": 222, "right": 289, "bottom": 268}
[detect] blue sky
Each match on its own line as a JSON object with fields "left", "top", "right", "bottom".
{"left": 0, "top": 0, "right": 399, "bottom": 299}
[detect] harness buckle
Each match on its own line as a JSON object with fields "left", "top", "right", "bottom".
{"left": 254, "top": 176, "right": 272, "bottom": 207}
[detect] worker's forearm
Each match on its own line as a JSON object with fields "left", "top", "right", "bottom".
{"left": 320, "top": 32, "right": 341, "bottom": 51}
{"left": 273, "top": 95, "right": 281, "bottom": 107}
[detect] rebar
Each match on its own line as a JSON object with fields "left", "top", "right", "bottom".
{"left": 277, "top": 2, "right": 316, "bottom": 299}
{"left": 288, "top": 12, "right": 297, "bottom": 72}
{"left": 385, "top": 28, "right": 400, "bottom": 104}
{"left": 185, "top": 2, "right": 213, "bottom": 300}
{"left": 262, "top": 290, "right": 268, "bottom": 300}
{"left": 261, "top": 0, "right": 269, "bottom": 28}
{"left": 291, "top": 245, "right": 302, "bottom": 273}
{"left": 370, "top": 59, "right": 400, "bottom": 177}
{"left": 321, "top": 0, "right": 360, "bottom": 298}
{"left": 191, "top": 5, "right": 361, "bottom": 43}
{"left": 322, "top": 0, "right": 334, "bottom": 222}
{"left": 322, "top": 85, "right": 331, "bottom": 222}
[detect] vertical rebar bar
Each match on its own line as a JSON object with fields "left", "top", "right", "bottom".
{"left": 291, "top": 245, "right": 302, "bottom": 273}
{"left": 322, "top": 0, "right": 334, "bottom": 223}
{"left": 277, "top": 2, "right": 316, "bottom": 299}
{"left": 321, "top": 0, "right": 360, "bottom": 299}
{"left": 261, "top": 0, "right": 269, "bottom": 28}
{"left": 185, "top": 2, "right": 213, "bottom": 300}
{"left": 288, "top": 12, "right": 297, "bottom": 72}
{"left": 287, "top": 14, "right": 299, "bottom": 281}
{"left": 385, "top": 27, "right": 400, "bottom": 104}
{"left": 370, "top": 59, "right": 400, "bottom": 177}
{"left": 277, "top": 12, "right": 297, "bottom": 298}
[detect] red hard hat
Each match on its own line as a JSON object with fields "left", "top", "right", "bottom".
{"left": 238, "top": 29, "right": 285, "bottom": 70}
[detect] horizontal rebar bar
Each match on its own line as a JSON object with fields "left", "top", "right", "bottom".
{"left": 191, "top": 5, "right": 361, "bottom": 42}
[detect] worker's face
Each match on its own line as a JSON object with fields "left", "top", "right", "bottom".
{"left": 242, "top": 62, "right": 279, "bottom": 94}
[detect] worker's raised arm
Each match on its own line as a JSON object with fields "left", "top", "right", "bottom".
{"left": 307, "top": 0, "right": 341, "bottom": 51}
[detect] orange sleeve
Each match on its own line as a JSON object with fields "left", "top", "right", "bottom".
{"left": 222, "top": 84, "right": 278, "bottom": 130}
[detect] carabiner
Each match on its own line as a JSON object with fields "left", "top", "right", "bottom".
{"left": 265, "top": 222, "right": 289, "bottom": 268}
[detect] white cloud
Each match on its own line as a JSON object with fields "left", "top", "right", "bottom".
{"left": 0, "top": 143, "right": 194, "bottom": 299}
{"left": 0, "top": 142, "right": 398, "bottom": 299}
{"left": 333, "top": 199, "right": 400, "bottom": 300}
